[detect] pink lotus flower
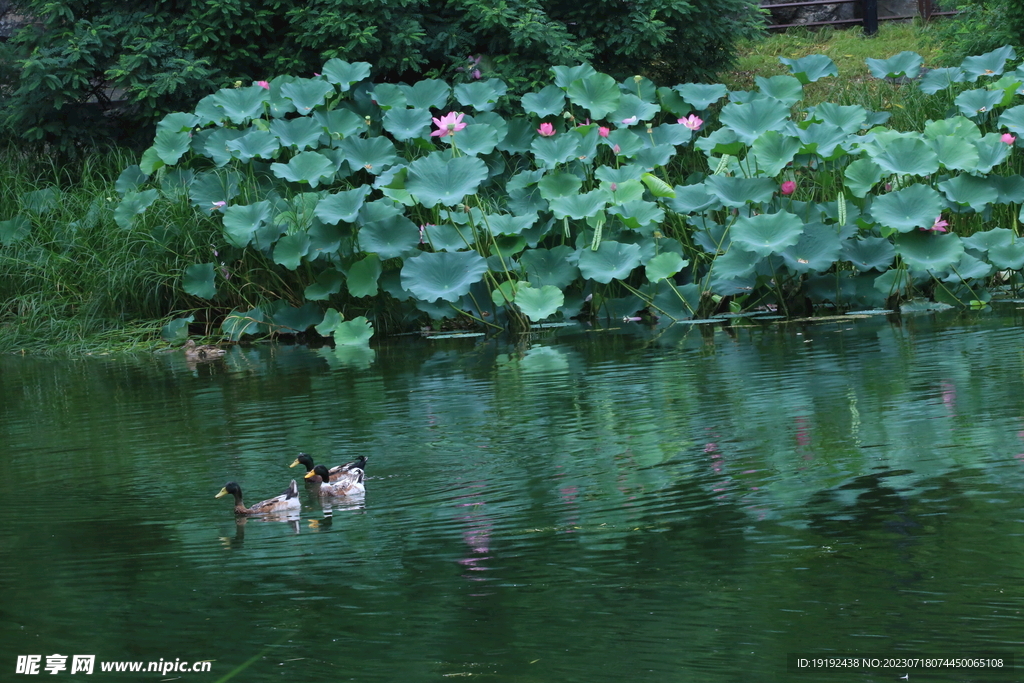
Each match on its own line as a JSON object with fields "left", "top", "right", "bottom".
{"left": 255, "top": 80, "right": 270, "bottom": 90}
{"left": 419, "top": 223, "right": 435, "bottom": 244}
{"left": 927, "top": 216, "right": 949, "bottom": 233}
{"left": 472, "top": 69, "right": 481, "bottom": 80}
{"left": 621, "top": 116, "right": 638, "bottom": 126}
{"left": 678, "top": 114, "right": 703, "bottom": 131}
{"left": 780, "top": 180, "right": 796, "bottom": 195}
{"left": 537, "top": 122, "right": 556, "bottom": 137}
{"left": 431, "top": 112, "right": 467, "bottom": 138}
{"left": 210, "top": 201, "right": 226, "bottom": 211}
{"left": 598, "top": 126, "right": 610, "bottom": 138}
{"left": 612, "top": 144, "right": 621, "bottom": 154}
{"left": 622, "top": 316, "right": 642, "bottom": 322}
{"left": 1003, "top": 133, "right": 1016, "bottom": 144}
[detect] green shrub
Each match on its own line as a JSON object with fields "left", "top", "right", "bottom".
{"left": 1, "top": 0, "right": 763, "bottom": 152}
{"left": 935, "top": 0, "right": 1024, "bottom": 65}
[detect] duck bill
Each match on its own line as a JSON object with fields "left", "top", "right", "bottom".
{"left": 303, "top": 470, "right": 318, "bottom": 480}
{"left": 289, "top": 459, "right": 301, "bottom": 468}
{"left": 215, "top": 488, "right": 229, "bottom": 498}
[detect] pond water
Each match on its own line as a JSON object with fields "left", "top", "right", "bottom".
{"left": 2, "top": 309, "right": 1024, "bottom": 682}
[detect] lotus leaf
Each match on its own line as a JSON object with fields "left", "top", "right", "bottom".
{"left": 871, "top": 184, "right": 944, "bottom": 232}
{"left": 895, "top": 231, "right": 965, "bottom": 272}
{"left": 751, "top": 131, "right": 801, "bottom": 176}
{"left": 756, "top": 75, "right": 804, "bottom": 106}
{"left": 577, "top": 241, "right": 642, "bottom": 283}
{"left": 454, "top": 79, "right": 507, "bottom": 112}
{"left": 939, "top": 174, "right": 999, "bottom": 211}
{"left": 866, "top": 51, "right": 923, "bottom": 80}
{"left": 521, "top": 85, "right": 567, "bottom": 117}
{"left": 514, "top": 285, "right": 564, "bottom": 321}
{"left": 919, "top": 67, "right": 967, "bottom": 94}
{"left": 321, "top": 60, "right": 371, "bottom": 90}
{"left": 842, "top": 236, "right": 896, "bottom": 271}
{"left": 704, "top": 175, "right": 777, "bottom": 208}
{"left": 520, "top": 246, "right": 579, "bottom": 288}
{"left": 315, "top": 186, "right": 372, "bottom": 225}
{"left": 955, "top": 88, "right": 1004, "bottom": 118}
{"left": 383, "top": 108, "right": 432, "bottom": 141}
{"left": 673, "top": 83, "right": 728, "bottom": 110}
{"left": 961, "top": 45, "right": 1016, "bottom": 82}
{"left": 780, "top": 54, "right": 839, "bottom": 84}
{"left": 401, "top": 251, "right": 489, "bottom": 302}
{"left": 406, "top": 153, "right": 487, "bottom": 207}
{"left": 305, "top": 269, "right": 345, "bottom": 300}
{"left": 566, "top": 73, "right": 620, "bottom": 119}
{"left": 281, "top": 79, "right": 335, "bottom": 115}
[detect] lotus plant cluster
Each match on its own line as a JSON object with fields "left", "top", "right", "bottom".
{"left": 97, "top": 45, "right": 1024, "bottom": 345}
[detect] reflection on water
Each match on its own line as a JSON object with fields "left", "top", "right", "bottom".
{"left": 3, "top": 309, "right": 1024, "bottom": 681}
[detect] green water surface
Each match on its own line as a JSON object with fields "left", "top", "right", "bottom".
{"left": 2, "top": 310, "right": 1023, "bottom": 682}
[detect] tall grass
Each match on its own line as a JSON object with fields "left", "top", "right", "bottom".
{"left": 0, "top": 145, "right": 225, "bottom": 354}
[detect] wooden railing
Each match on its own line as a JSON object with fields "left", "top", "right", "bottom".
{"left": 763, "top": 0, "right": 954, "bottom": 33}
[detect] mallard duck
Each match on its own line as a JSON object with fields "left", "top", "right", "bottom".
{"left": 184, "top": 339, "right": 227, "bottom": 361}
{"left": 290, "top": 453, "right": 367, "bottom": 484}
{"left": 216, "top": 480, "right": 300, "bottom": 515}
{"left": 306, "top": 464, "right": 365, "bottom": 496}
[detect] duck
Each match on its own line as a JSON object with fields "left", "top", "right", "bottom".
{"left": 306, "top": 464, "right": 365, "bottom": 496}
{"left": 184, "top": 339, "right": 227, "bottom": 361}
{"left": 290, "top": 453, "right": 367, "bottom": 484}
{"left": 216, "top": 480, "right": 300, "bottom": 515}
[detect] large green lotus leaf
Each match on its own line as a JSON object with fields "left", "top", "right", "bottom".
{"left": 955, "top": 88, "right": 1004, "bottom": 118}
{"left": 449, "top": 123, "right": 499, "bottom": 156}
{"left": 521, "top": 84, "right": 567, "bottom": 117}
{"left": 650, "top": 123, "right": 693, "bottom": 148}
{"left": 399, "top": 79, "right": 450, "bottom": 109}
{"left": 274, "top": 192, "right": 321, "bottom": 234}
{"left": 871, "top": 184, "right": 944, "bottom": 232}
{"left": 938, "top": 174, "right": 998, "bottom": 211}
{"left": 866, "top": 51, "right": 923, "bottom": 79}
{"left": 578, "top": 241, "right": 642, "bottom": 283}
{"left": 595, "top": 164, "right": 643, "bottom": 183}
{"left": 651, "top": 281, "right": 700, "bottom": 320}
{"left": 796, "top": 122, "right": 850, "bottom": 159}
{"left": 406, "top": 153, "right": 487, "bottom": 207}
{"left": 605, "top": 128, "right": 645, "bottom": 157}
{"left": 158, "top": 111, "right": 199, "bottom": 133}
{"left": 998, "top": 104, "right": 1024, "bottom": 136}
{"left": 422, "top": 223, "right": 473, "bottom": 251}
{"left": 338, "top": 135, "right": 399, "bottom": 174}
{"left": 315, "top": 186, "right": 371, "bottom": 225}
{"left": 321, "top": 59, "right": 371, "bottom": 90}
{"left": 270, "top": 117, "right": 324, "bottom": 149}
{"left": 780, "top": 54, "right": 838, "bottom": 84}
{"left": 780, "top": 222, "right": 842, "bottom": 273}
{"left": 603, "top": 179, "right": 644, "bottom": 205}
{"left": 209, "top": 85, "right": 269, "bottom": 124}
{"left": 988, "top": 239, "right": 1024, "bottom": 269}
{"left": 222, "top": 306, "right": 270, "bottom": 341}
{"left": 531, "top": 135, "right": 580, "bottom": 168}
{"left": 867, "top": 135, "right": 938, "bottom": 176}
{"left": 645, "top": 252, "right": 687, "bottom": 282}
{"left": 273, "top": 232, "right": 311, "bottom": 270}
{"left": 497, "top": 118, "right": 537, "bottom": 154}
{"left": 704, "top": 175, "right": 776, "bottom": 208}
{"left": 731, "top": 211, "right": 804, "bottom": 257}
{"left": 842, "top": 236, "right": 896, "bottom": 271}
{"left": 401, "top": 250, "right": 488, "bottom": 302}
{"left": 961, "top": 45, "right": 1016, "bottom": 82}
{"left": 304, "top": 268, "right": 345, "bottom": 300}
{"left": 225, "top": 129, "right": 280, "bottom": 162}
{"left": 809, "top": 102, "right": 867, "bottom": 134}
{"left": 929, "top": 135, "right": 980, "bottom": 172}
{"left": 666, "top": 184, "right": 719, "bottom": 213}
{"left": 673, "top": 83, "right": 728, "bottom": 110}
{"left": 307, "top": 220, "right": 345, "bottom": 257}
{"left": 272, "top": 302, "right": 323, "bottom": 332}
{"left": 656, "top": 86, "right": 692, "bottom": 117}
{"left": 549, "top": 189, "right": 609, "bottom": 220}
{"left": 454, "top": 79, "right": 507, "bottom": 112}
{"left": 641, "top": 172, "right": 676, "bottom": 198}
{"left": 115, "top": 165, "right": 148, "bottom": 195}
{"left": 610, "top": 93, "right": 661, "bottom": 123}
{"left": 873, "top": 268, "right": 911, "bottom": 297}
{"left": 160, "top": 315, "right": 194, "bottom": 343}
{"left": 271, "top": 151, "right": 335, "bottom": 188}
{"left": 709, "top": 247, "right": 758, "bottom": 281}
{"left": 608, "top": 199, "right": 664, "bottom": 232}
{"left": 313, "top": 108, "right": 364, "bottom": 138}
{"left": 520, "top": 246, "right": 579, "bottom": 288}
{"left": 0, "top": 216, "right": 31, "bottom": 245}
{"left": 153, "top": 128, "right": 191, "bottom": 165}
{"left": 281, "top": 79, "right": 334, "bottom": 115}
{"left": 514, "top": 284, "right": 564, "bottom": 321}
{"left": 383, "top": 108, "right": 431, "bottom": 141}
{"left": 182, "top": 262, "right": 217, "bottom": 299}
{"left": 896, "top": 231, "right": 964, "bottom": 273}
{"left": 203, "top": 128, "right": 247, "bottom": 166}
{"left": 357, "top": 214, "right": 420, "bottom": 259}
{"left": 925, "top": 115, "right": 982, "bottom": 141}
{"left": 942, "top": 252, "right": 993, "bottom": 282}
{"left": 919, "top": 67, "right": 967, "bottom": 94}
{"left": 371, "top": 83, "right": 407, "bottom": 110}
{"left": 750, "top": 131, "right": 801, "bottom": 176}
{"left": 718, "top": 98, "right": 791, "bottom": 144}
{"left": 330, "top": 316, "right": 375, "bottom": 347}
{"left": 635, "top": 144, "right": 675, "bottom": 170}
{"left": 114, "top": 189, "right": 159, "bottom": 229}
{"left": 755, "top": 75, "right": 804, "bottom": 106}
{"left": 485, "top": 213, "right": 538, "bottom": 236}
{"left": 990, "top": 175, "right": 1024, "bottom": 203}
{"left": 844, "top": 158, "right": 884, "bottom": 198}
{"left": 538, "top": 171, "right": 583, "bottom": 200}
{"left": 973, "top": 133, "right": 1011, "bottom": 173}
{"left": 962, "top": 226, "right": 1015, "bottom": 253}
{"left": 551, "top": 64, "right": 597, "bottom": 88}
{"left": 567, "top": 73, "right": 620, "bottom": 118}
{"left": 347, "top": 254, "right": 383, "bottom": 297}
{"left": 189, "top": 170, "right": 240, "bottom": 210}
{"left": 222, "top": 200, "right": 274, "bottom": 247}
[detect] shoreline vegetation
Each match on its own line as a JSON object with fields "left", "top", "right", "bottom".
{"left": 3, "top": 20, "right": 1022, "bottom": 355}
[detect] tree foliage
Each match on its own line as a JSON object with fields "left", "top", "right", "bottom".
{"left": 0, "top": 0, "right": 763, "bottom": 150}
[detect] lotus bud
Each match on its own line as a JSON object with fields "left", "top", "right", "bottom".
{"left": 633, "top": 75, "right": 643, "bottom": 83}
